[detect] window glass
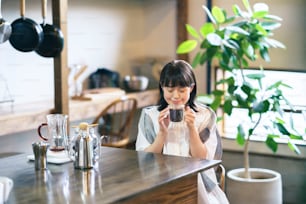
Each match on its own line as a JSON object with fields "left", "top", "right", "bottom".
{"left": 216, "top": 68, "right": 306, "bottom": 140}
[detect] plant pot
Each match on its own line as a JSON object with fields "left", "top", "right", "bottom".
{"left": 226, "top": 168, "right": 282, "bottom": 204}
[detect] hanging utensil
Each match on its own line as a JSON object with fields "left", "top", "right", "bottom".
{"left": 35, "top": 0, "right": 64, "bottom": 57}
{"left": 9, "top": 0, "right": 44, "bottom": 52}
{"left": 0, "top": 0, "right": 12, "bottom": 43}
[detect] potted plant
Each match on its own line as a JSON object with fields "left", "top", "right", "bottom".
{"left": 176, "top": 0, "right": 304, "bottom": 203}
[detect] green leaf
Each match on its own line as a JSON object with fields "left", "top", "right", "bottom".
{"left": 199, "top": 52, "right": 209, "bottom": 65}
{"left": 226, "top": 26, "right": 250, "bottom": 35}
{"left": 232, "top": 5, "right": 242, "bottom": 17}
{"left": 206, "top": 33, "right": 222, "bottom": 46}
{"left": 200, "top": 23, "right": 215, "bottom": 37}
{"left": 176, "top": 40, "right": 197, "bottom": 54}
{"left": 265, "top": 134, "right": 278, "bottom": 153}
{"left": 264, "top": 14, "right": 283, "bottom": 21}
{"left": 261, "top": 22, "right": 281, "bottom": 30}
{"left": 191, "top": 52, "right": 202, "bottom": 67}
{"left": 266, "top": 80, "right": 282, "bottom": 90}
{"left": 223, "top": 40, "right": 236, "bottom": 49}
{"left": 242, "top": 0, "right": 252, "bottom": 13}
{"left": 228, "top": 84, "right": 238, "bottom": 94}
{"left": 202, "top": 5, "right": 216, "bottom": 24}
{"left": 288, "top": 141, "right": 301, "bottom": 155}
{"left": 212, "top": 89, "right": 224, "bottom": 96}
{"left": 255, "top": 24, "right": 268, "bottom": 36}
{"left": 212, "top": 6, "right": 225, "bottom": 23}
{"left": 252, "top": 11, "right": 268, "bottom": 19}
{"left": 210, "top": 96, "right": 222, "bottom": 111}
{"left": 246, "top": 73, "right": 265, "bottom": 80}
{"left": 235, "top": 94, "right": 248, "bottom": 108}
{"left": 241, "top": 83, "right": 252, "bottom": 95}
{"left": 253, "top": 3, "right": 269, "bottom": 13}
{"left": 186, "top": 24, "right": 200, "bottom": 40}
{"left": 259, "top": 47, "right": 270, "bottom": 62}
{"left": 275, "top": 122, "right": 290, "bottom": 135}
{"left": 289, "top": 134, "right": 303, "bottom": 140}
{"left": 265, "top": 38, "right": 286, "bottom": 49}
{"left": 245, "top": 44, "right": 255, "bottom": 59}
{"left": 224, "top": 100, "right": 233, "bottom": 115}
{"left": 253, "top": 100, "right": 270, "bottom": 113}
{"left": 236, "top": 124, "right": 246, "bottom": 145}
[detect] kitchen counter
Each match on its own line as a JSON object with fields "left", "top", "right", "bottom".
{"left": 0, "top": 88, "right": 159, "bottom": 136}
{"left": 1, "top": 147, "right": 220, "bottom": 203}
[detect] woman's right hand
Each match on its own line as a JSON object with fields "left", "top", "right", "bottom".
{"left": 158, "top": 107, "right": 170, "bottom": 134}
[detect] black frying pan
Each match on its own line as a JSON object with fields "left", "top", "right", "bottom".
{"left": 9, "top": 0, "right": 43, "bottom": 52}
{"left": 35, "top": 0, "right": 64, "bottom": 57}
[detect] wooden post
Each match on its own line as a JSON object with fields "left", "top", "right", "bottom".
{"left": 176, "top": 0, "right": 189, "bottom": 62}
{"left": 51, "top": 0, "right": 69, "bottom": 115}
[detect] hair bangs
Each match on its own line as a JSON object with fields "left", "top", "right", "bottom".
{"left": 160, "top": 68, "right": 193, "bottom": 88}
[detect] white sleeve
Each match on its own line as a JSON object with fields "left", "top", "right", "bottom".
{"left": 205, "top": 125, "right": 218, "bottom": 160}
{"left": 135, "top": 108, "right": 155, "bottom": 151}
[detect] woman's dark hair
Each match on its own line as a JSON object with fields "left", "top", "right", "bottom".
{"left": 158, "top": 60, "right": 197, "bottom": 111}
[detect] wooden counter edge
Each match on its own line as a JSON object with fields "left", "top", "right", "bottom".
{"left": 0, "top": 89, "right": 159, "bottom": 136}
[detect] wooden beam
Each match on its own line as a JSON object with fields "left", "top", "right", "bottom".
{"left": 51, "top": 0, "right": 69, "bottom": 115}
{"left": 176, "top": 0, "right": 189, "bottom": 62}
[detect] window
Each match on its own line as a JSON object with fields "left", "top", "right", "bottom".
{"left": 215, "top": 67, "right": 306, "bottom": 143}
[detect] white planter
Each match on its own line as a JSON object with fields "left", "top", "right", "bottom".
{"left": 226, "top": 168, "right": 282, "bottom": 204}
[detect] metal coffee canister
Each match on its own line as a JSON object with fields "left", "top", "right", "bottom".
{"left": 32, "top": 141, "right": 50, "bottom": 170}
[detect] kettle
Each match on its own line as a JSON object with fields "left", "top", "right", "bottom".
{"left": 69, "top": 122, "right": 100, "bottom": 169}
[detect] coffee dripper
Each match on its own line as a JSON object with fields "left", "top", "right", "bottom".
{"left": 37, "top": 114, "right": 69, "bottom": 152}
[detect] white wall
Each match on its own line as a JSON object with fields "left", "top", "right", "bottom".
{"left": 0, "top": 0, "right": 176, "bottom": 105}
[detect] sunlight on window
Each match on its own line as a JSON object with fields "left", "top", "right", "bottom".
{"left": 216, "top": 68, "right": 306, "bottom": 143}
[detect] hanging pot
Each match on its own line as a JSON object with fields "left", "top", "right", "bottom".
{"left": 35, "top": 0, "right": 64, "bottom": 57}
{"left": 0, "top": 0, "right": 12, "bottom": 44}
{"left": 9, "top": 0, "right": 43, "bottom": 52}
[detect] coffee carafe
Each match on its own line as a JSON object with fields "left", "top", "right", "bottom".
{"left": 69, "top": 122, "right": 100, "bottom": 169}
{"left": 37, "top": 114, "right": 69, "bottom": 152}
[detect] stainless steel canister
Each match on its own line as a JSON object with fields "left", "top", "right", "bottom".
{"left": 32, "top": 142, "right": 50, "bottom": 170}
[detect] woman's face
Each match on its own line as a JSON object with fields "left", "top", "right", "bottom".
{"left": 162, "top": 86, "right": 193, "bottom": 106}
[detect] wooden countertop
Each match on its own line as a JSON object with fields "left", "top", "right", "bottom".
{"left": 0, "top": 88, "right": 159, "bottom": 136}
{"left": 0, "top": 147, "right": 221, "bottom": 203}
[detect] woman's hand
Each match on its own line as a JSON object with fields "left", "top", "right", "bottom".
{"left": 184, "top": 106, "right": 196, "bottom": 129}
{"left": 185, "top": 105, "right": 207, "bottom": 159}
{"left": 144, "top": 107, "right": 170, "bottom": 153}
{"left": 158, "top": 107, "right": 170, "bottom": 134}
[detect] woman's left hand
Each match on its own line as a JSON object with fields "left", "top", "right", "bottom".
{"left": 184, "top": 106, "right": 196, "bottom": 129}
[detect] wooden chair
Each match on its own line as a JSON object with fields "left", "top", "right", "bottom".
{"left": 216, "top": 164, "right": 226, "bottom": 191}
{"left": 92, "top": 96, "right": 137, "bottom": 148}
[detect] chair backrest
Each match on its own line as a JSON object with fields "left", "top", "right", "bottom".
{"left": 92, "top": 96, "right": 137, "bottom": 148}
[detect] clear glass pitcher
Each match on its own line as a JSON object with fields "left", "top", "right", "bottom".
{"left": 37, "top": 114, "right": 69, "bottom": 152}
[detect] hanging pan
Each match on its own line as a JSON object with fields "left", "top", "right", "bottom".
{"left": 9, "top": 0, "right": 43, "bottom": 52}
{"left": 35, "top": 0, "right": 64, "bottom": 57}
{"left": 0, "top": 0, "right": 12, "bottom": 43}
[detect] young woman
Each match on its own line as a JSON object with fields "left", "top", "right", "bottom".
{"left": 136, "top": 60, "right": 229, "bottom": 203}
